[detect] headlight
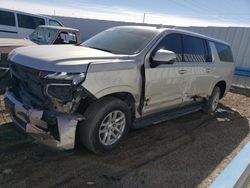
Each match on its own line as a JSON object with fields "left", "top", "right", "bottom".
{"left": 39, "top": 71, "right": 86, "bottom": 85}
{"left": 39, "top": 72, "right": 86, "bottom": 101}
{"left": 47, "top": 84, "right": 74, "bottom": 101}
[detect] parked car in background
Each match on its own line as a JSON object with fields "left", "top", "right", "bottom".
{"left": 4, "top": 26, "right": 235, "bottom": 153}
{"left": 0, "top": 8, "right": 63, "bottom": 39}
{"left": 0, "top": 25, "right": 81, "bottom": 79}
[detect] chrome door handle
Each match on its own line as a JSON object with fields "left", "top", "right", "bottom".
{"left": 178, "top": 69, "right": 187, "bottom": 74}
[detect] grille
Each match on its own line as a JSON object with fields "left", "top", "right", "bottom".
{"left": 10, "top": 63, "right": 48, "bottom": 108}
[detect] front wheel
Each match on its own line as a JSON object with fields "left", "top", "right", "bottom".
{"left": 78, "top": 97, "right": 131, "bottom": 153}
{"left": 203, "top": 86, "right": 221, "bottom": 114}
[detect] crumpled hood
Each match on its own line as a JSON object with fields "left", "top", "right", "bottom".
{"left": 0, "top": 38, "right": 35, "bottom": 47}
{"left": 9, "top": 45, "right": 129, "bottom": 72}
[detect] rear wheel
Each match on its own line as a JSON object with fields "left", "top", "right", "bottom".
{"left": 79, "top": 97, "right": 131, "bottom": 153}
{"left": 203, "top": 86, "right": 221, "bottom": 114}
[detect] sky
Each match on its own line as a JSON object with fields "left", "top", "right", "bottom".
{"left": 0, "top": 0, "right": 250, "bottom": 27}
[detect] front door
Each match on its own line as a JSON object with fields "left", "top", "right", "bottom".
{"left": 143, "top": 33, "right": 191, "bottom": 116}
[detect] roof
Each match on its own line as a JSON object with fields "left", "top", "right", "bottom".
{"left": 112, "top": 25, "right": 165, "bottom": 33}
{"left": 170, "top": 28, "right": 230, "bottom": 45}
{"left": 113, "top": 25, "right": 230, "bottom": 46}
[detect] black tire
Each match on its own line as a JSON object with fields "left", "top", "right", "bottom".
{"left": 78, "top": 96, "right": 131, "bottom": 154}
{"left": 203, "top": 86, "right": 221, "bottom": 114}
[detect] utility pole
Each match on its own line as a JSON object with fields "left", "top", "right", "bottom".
{"left": 143, "top": 13, "right": 146, "bottom": 23}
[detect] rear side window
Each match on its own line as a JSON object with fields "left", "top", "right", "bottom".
{"left": 154, "top": 33, "right": 183, "bottom": 61}
{"left": 214, "top": 42, "right": 234, "bottom": 62}
{"left": 0, "top": 10, "right": 16, "bottom": 26}
{"left": 183, "top": 35, "right": 207, "bottom": 62}
{"left": 17, "top": 14, "right": 45, "bottom": 29}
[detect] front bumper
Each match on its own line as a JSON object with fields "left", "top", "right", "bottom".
{"left": 4, "top": 91, "right": 84, "bottom": 150}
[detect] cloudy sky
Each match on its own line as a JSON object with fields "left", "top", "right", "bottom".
{"left": 1, "top": 0, "right": 250, "bottom": 26}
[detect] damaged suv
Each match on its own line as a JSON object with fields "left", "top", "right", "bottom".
{"left": 4, "top": 26, "right": 234, "bottom": 153}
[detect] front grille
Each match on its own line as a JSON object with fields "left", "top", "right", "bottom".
{"left": 10, "top": 63, "right": 49, "bottom": 108}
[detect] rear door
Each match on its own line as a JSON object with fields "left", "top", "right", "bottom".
{"left": 180, "top": 35, "right": 214, "bottom": 103}
{"left": 0, "top": 10, "right": 18, "bottom": 38}
{"left": 17, "top": 13, "right": 45, "bottom": 38}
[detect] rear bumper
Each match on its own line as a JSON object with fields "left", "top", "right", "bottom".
{"left": 4, "top": 91, "right": 84, "bottom": 150}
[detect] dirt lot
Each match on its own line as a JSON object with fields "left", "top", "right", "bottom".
{"left": 0, "top": 86, "right": 250, "bottom": 188}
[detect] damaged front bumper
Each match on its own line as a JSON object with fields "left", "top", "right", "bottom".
{"left": 4, "top": 91, "right": 84, "bottom": 150}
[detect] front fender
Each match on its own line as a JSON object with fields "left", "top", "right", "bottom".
{"left": 94, "top": 85, "right": 138, "bottom": 100}
{"left": 82, "top": 62, "right": 141, "bottom": 103}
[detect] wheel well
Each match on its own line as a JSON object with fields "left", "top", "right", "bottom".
{"left": 75, "top": 92, "right": 136, "bottom": 148}
{"left": 77, "top": 92, "right": 136, "bottom": 118}
{"left": 103, "top": 92, "right": 136, "bottom": 121}
{"left": 215, "top": 81, "right": 226, "bottom": 99}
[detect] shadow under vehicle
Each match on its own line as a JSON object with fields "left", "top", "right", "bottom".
{"left": 0, "top": 101, "right": 249, "bottom": 187}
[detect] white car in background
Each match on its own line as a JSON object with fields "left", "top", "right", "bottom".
{"left": 0, "top": 8, "right": 63, "bottom": 39}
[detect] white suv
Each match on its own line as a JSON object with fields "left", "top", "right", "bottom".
{"left": 0, "top": 8, "right": 63, "bottom": 39}
{"left": 4, "top": 26, "right": 235, "bottom": 153}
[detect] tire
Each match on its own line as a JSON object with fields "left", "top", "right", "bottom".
{"left": 78, "top": 96, "right": 131, "bottom": 154}
{"left": 203, "top": 86, "right": 221, "bottom": 114}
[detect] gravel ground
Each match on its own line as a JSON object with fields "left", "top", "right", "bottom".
{"left": 0, "top": 86, "right": 250, "bottom": 188}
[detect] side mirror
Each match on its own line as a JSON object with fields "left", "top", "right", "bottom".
{"left": 152, "top": 49, "right": 176, "bottom": 65}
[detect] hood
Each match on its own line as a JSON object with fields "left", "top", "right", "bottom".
{"left": 0, "top": 38, "right": 35, "bottom": 47}
{"left": 9, "top": 45, "right": 130, "bottom": 73}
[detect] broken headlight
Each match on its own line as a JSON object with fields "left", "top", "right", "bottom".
{"left": 42, "top": 72, "right": 86, "bottom": 85}
{"left": 47, "top": 84, "right": 75, "bottom": 101}
{"left": 40, "top": 72, "right": 86, "bottom": 101}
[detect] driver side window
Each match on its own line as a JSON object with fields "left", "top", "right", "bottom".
{"left": 153, "top": 33, "right": 183, "bottom": 62}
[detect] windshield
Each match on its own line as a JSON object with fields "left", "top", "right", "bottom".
{"left": 82, "top": 27, "right": 159, "bottom": 55}
{"left": 29, "top": 27, "right": 58, "bottom": 45}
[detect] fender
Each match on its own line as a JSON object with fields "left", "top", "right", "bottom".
{"left": 94, "top": 85, "right": 137, "bottom": 100}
